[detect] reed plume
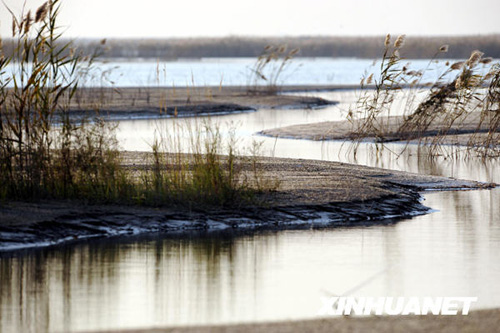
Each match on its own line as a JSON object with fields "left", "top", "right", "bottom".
{"left": 35, "top": 2, "right": 49, "bottom": 23}
{"left": 11, "top": 17, "right": 16, "bottom": 36}
{"left": 481, "top": 57, "right": 493, "bottom": 65}
{"left": 394, "top": 35, "right": 405, "bottom": 49}
{"left": 366, "top": 73, "right": 374, "bottom": 84}
{"left": 439, "top": 45, "right": 449, "bottom": 53}
{"left": 450, "top": 61, "right": 464, "bottom": 70}
{"left": 466, "top": 50, "right": 484, "bottom": 67}
{"left": 384, "top": 34, "right": 391, "bottom": 48}
{"left": 23, "top": 11, "right": 32, "bottom": 34}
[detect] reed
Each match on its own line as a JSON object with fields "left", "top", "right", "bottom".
{"left": 396, "top": 49, "right": 500, "bottom": 158}
{"left": 347, "top": 34, "right": 412, "bottom": 155}
{"left": 247, "top": 44, "right": 300, "bottom": 95}
{"left": 0, "top": 0, "right": 125, "bottom": 201}
{"left": 0, "top": 1, "right": 274, "bottom": 207}
{"left": 348, "top": 35, "right": 500, "bottom": 159}
{"left": 136, "top": 119, "right": 261, "bottom": 208}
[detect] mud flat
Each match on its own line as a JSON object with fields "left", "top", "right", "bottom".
{"left": 0, "top": 155, "right": 494, "bottom": 252}
{"left": 66, "top": 86, "right": 338, "bottom": 120}
{"left": 260, "top": 113, "right": 499, "bottom": 147}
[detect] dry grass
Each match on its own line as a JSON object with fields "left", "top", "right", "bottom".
{"left": 348, "top": 35, "right": 500, "bottom": 159}
{"left": 247, "top": 44, "right": 300, "bottom": 95}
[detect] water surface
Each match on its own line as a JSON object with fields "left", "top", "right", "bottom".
{"left": 5, "top": 57, "right": 469, "bottom": 88}
{"left": 1, "top": 90, "right": 499, "bottom": 333}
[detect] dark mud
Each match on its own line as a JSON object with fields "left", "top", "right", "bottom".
{"left": 0, "top": 184, "right": 427, "bottom": 253}
{"left": 65, "top": 86, "right": 336, "bottom": 121}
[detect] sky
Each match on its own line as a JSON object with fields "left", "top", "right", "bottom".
{"left": 1, "top": 0, "right": 500, "bottom": 38}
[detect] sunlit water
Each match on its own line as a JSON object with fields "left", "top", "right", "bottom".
{"left": 5, "top": 57, "right": 471, "bottom": 87}
{"left": 1, "top": 91, "right": 499, "bottom": 332}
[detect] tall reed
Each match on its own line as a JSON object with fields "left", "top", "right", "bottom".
{"left": 0, "top": 0, "right": 125, "bottom": 200}
{"left": 347, "top": 34, "right": 417, "bottom": 156}
{"left": 348, "top": 34, "right": 500, "bottom": 159}
{"left": 247, "top": 44, "right": 300, "bottom": 95}
{"left": 0, "top": 1, "right": 273, "bottom": 207}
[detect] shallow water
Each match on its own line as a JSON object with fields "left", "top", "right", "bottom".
{"left": 1, "top": 91, "right": 499, "bottom": 332}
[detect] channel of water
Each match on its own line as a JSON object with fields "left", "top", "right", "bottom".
{"left": 0, "top": 90, "right": 499, "bottom": 332}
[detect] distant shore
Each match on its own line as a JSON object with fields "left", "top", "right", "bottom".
{"left": 5, "top": 35, "right": 499, "bottom": 60}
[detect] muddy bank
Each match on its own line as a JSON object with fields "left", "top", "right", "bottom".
{"left": 67, "top": 86, "right": 336, "bottom": 120}
{"left": 0, "top": 193, "right": 425, "bottom": 252}
{"left": 0, "top": 156, "right": 494, "bottom": 252}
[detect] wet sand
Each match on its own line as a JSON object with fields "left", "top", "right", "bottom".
{"left": 67, "top": 86, "right": 338, "bottom": 120}
{"left": 260, "top": 112, "right": 498, "bottom": 146}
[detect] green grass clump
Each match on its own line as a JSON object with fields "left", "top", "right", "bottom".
{"left": 137, "top": 121, "right": 259, "bottom": 208}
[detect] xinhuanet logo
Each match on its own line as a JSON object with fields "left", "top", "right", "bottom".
{"left": 318, "top": 297, "right": 478, "bottom": 316}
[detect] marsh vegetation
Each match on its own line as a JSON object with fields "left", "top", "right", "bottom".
{"left": 1, "top": 1, "right": 498, "bottom": 209}
{"left": 247, "top": 44, "right": 300, "bottom": 94}
{"left": 0, "top": 1, "right": 273, "bottom": 206}
{"left": 348, "top": 34, "right": 500, "bottom": 158}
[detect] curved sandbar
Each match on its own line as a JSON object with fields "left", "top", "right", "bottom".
{"left": 0, "top": 155, "right": 493, "bottom": 252}
{"left": 260, "top": 113, "right": 498, "bottom": 146}
{"left": 66, "top": 86, "right": 336, "bottom": 121}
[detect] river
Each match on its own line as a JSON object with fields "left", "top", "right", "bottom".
{"left": 0, "top": 73, "right": 499, "bottom": 332}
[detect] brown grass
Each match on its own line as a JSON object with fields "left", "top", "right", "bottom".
{"left": 347, "top": 37, "right": 500, "bottom": 158}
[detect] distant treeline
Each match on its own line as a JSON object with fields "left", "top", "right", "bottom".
{"left": 3, "top": 35, "right": 500, "bottom": 59}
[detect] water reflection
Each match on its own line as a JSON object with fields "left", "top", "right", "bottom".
{"left": 1, "top": 188, "right": 499, "bottom": 332}
{"left": 0, "top": 232, "right": 287, "bottom": 331}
